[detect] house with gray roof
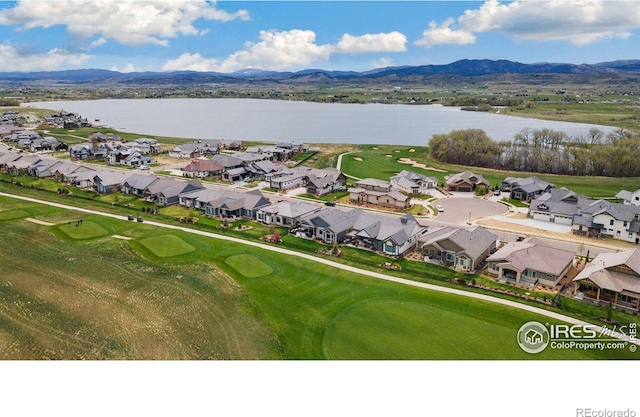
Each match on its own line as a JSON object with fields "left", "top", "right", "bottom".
{"left": 528, "top": 187, "right": 590, "bottom": 225}
{"left": 306, "top": 168, "right": 347, "bottom": 197}
{"left": 0, "top": 152, "right": 24, "bottom": 171}
{"left": 419, "top": 226, "right": 497, "bottom": 271}
{"left": 257, "top": 201, "right": 322, "bottom": 228}
{"left": 615, "top": 188, "right": 640, "bottom": 206}
{"left": 203, "top": 189, "right": 271, "bottom": 219}
{"left": 572, "top": 249, "right": 640, "bottom": 311}
{"left": 572, "top": 199, "right": 640, "bottom": 244}
{"left": 349, "top": 178, "right": 410, "bottom": 209}
{"left": 390, "top": 170, "right": 438, "bottom": 195}
{"left": 69, "top": 143, "right": 93, "bottom": 160}
{"left": 27, "top": 158, "right": 60, "bottom": 178}
{"left": 501, "top": 176, "right": 555, "bottom": 201}
{"left": 144, "top": 178, "right": 204, "bottom": 206}
{"left": 298, "top": 208, "right": 426, "bottom": 255}
{"left": 298, "top": 207, "right": 362, "bottom": 244}
{"left": 444, "top": 171, "right": 490, "bottom": 193}
{"left": 120, "top": 174, "right": 159, "bottom": 196}
{"left": 486, "top": 237, "right": 575, "bottom": 287}
{"left": 6, "top": 155, "right": 41, "bottom": 175}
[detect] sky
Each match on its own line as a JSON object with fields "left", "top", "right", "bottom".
{"left": 0, "top": 0, "right": 639, "bottom": 73}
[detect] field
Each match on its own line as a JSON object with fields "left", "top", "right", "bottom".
{"left": 335, "top": 144, "right": 640, "bottom": 198}
{"left": 1, "top": 196, "right": 637, "bottom": 359}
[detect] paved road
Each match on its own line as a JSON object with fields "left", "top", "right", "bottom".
{"left": 2, "top": 190, "right": 636, "bottom": 346}
{"left": 434, "top": 195, "right": 507, "bottom": 224}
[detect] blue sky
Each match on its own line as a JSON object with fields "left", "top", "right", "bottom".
{"left": 0, "top": 0, "right": 639, "bottom": 73}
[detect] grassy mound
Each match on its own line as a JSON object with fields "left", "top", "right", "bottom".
{"left": 138, "top": 234, "right": 196, "bottom": 258}
{"left": 55, "top": 221, "right": 110, "bottom": 240}
{"left": 226, "top": 254, "right": 273, "bottom": 278}
{"left": 0, "top": 209, "right": 30, "bottom": 221}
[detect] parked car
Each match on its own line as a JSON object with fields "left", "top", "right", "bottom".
{"left": 493, "top": 189, "right": 501, "bottom": 196}
{"left": 139, "top": 165, "right": 150, "bottom": 171}
{"left": 325, "top": 201, "right": 336, "bottom": 206}
{"left": 436, "top": 205, "right": 444, "bottom": 212}
{"left": 127, "top": 214, "right": 135, "bottom": 221}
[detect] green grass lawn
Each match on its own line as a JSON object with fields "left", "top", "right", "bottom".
{"left": 226, "top": 254, "right": 273, "bottom": 278}
{"left": 338, "top": 144, "right": 640, "bottom": 198}
{"left": 55, "top": 220, "right": 110, "bottom": 240}
{"left": 1, "top": 195, "right": 638, "bottom": 360}
{"left": 0, "top": 209, "right": 30, "bottom": 221}
{"left": 137, "top": 234, "right": 196, "bottom": 258}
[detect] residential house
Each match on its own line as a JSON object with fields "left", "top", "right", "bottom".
{"left": 120, "top": 174, "right": 159, "bottom": 196}
{"left": 444, "top": 171, "right": 490, "bottom": 193}
{"left": 131, "top": 138, "right": 161, "bottom": 154}
{"left": 30, "top": 137, "right": 63, "bottom": 152}
{"left": 267, "top": 168, "right": 310, "bottom": 191}
{"left": 616, "top": 188, "right": 640, "bottom": 206}
{"left": 169, "top": 140, "right": 219, "bottom": 159}
{"left": 390, "top": 170, "right": 438, "bottom": 195}
{"left": 6, "top": 155, "right": 41, "bottom": 175}
{"left": 144, "top": 178, "right": 204, "bottom": 206}
{"left": 69, "top": 143, "right": 93, "bottom": 160}
{"left": 217, "top": 140, "right": 243, "bottom": 151}
{"left": 179, "top": 188, "right": 225, "bottom": 209}
{"left": 297, "top": 208, "right": 362, "bottom": 244}
{"left": 92, "top": 171, "right": 132, "bottom": 194}
{"left": 528, "top": 187, "right": 590, "bottom": 225}
{"left": 348, "top": 178, "right": 410, "bottom": 210}
{"left": 345, "top": 212, "right": 427, "bottom": 256}
{"left": 257, "top": 201, "right": 322, "bottom": 228}
{"left": 486, "top": 237, "right": 575, "bottom": 287}
{"left": 306, "top": 168, "right": 347, "bottom": 197}
{"left": 0, "top": 152, "right": 23, "bottom": 172}
{"left": 572, "top": 249, "right": 640, "bottom": 311}
{"left": 120, "top": 151, "right": 153, "bottom": 168}
{"left": 183, "top": 159, "right": 225, "bottom": 179}
{"left": 418, "top": 226, "right": 497, "bottom": 271}
{"left": 203, "top": 189, "right": 271, "bottom": 219}
{"left": 572, "top": 199, "right": 640, "bottom": 244}
{"left": 501, "top": 176, "right": 555, "bottom": 201}
{"left": 245, "top": 160, "right": 282, "bottom": 181}
{"left": 27, "top": 158, "right": 60, "bottom": 178}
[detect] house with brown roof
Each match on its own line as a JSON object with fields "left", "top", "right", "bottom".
{"left": 419, "top": 226, "right": 497, "bottom": 271}
{"left": 183, "top": 159, "right": 225, "bottom": 179}
{"left": 444, "top": 171, "right": 490, "bottom": 193}
{"left": 572, "top": 249, "right": 640, "bottom": 311}
{"left": 486, "top": 237, "right": 575, "bottom": 287}
{"left": 348, "top": 178, "right": 410, "bottom": 210}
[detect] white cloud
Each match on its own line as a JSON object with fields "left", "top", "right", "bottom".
{"left": 335, "top": 32, "right": 407, "bottom": 54}
{"left": 373, "top": 57, "right": 395, "bottom": 68}
{"left": 110, "top": 63, "right": 138, "bottom": 73}
{"left": 417, "top": 0, "right": 640, "bottom": 47}
{"left": 0, "top": 0, "right": 250, "bottom": 46}
{"left": 163, "top": 29, "right": 410, "bottom": 72}
{"left": 162, "top": 52, "right": 220, "bottom": 72}
{"left": 415, "top": 18, "right": 476, "bottom": 48}
{"left": 0, "top": 43, "right": 90, "bottom": 71}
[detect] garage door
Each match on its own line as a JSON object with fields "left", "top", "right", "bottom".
{"left": 554, "top": 215, "right": 573, "bottom": 225}
{"left": 458, "top": 186, "right": 472, "bottom": 192}
{"left": 532, "top": 212, "right": 550, "bottom": 221}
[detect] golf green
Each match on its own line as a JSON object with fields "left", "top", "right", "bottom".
{"left": 138, "top": 234, "right": 196, "bottom": 258}
{"left": 226, "top": 254, "right": 273, "bottom": 278}
{"left": 56, "top": 221, "right": 110, "bottom": 240}
{"left": 0, "top": 209, "right": 29, "bottom": 221}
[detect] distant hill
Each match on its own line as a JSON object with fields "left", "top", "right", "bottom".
{"left": 1, "top": 59, "right": 639, "bottom": 86}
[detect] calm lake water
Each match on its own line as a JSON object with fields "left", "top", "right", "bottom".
{"left": 23, "top": 98, "right": 616, "bottom": 145}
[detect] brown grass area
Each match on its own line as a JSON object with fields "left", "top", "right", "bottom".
{"left": 0, "top": 225, "right": 278, "bottom": 359}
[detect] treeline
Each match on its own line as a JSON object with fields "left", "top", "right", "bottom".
{"left": 429, "top": 127, "right": 640, "bottom": 177}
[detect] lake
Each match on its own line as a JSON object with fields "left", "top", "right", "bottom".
{"left": 23, "top": 98, "right": 616, "bottom": 145}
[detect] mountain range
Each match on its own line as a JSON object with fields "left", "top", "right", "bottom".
{"left": 2, "top": 59, "right": 640, "bottom": 85}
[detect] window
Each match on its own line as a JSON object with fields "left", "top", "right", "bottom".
{"left": 616, "top": 231, "right": 620, "bottom": 237}
{"left": 446, "top": 253, "right": 455, "bottom": 262}
{"left": 624, "top": 221, "right": 628, "bottom": 227}
{"left": 524, "top": 269, "right": 536, "bottom": 278}
{"left": 610, "top": 220, "right": 615, "bottom": 226}
{"left": 630, "top": 233, "right": 634, "bottom": 239}
{"left": 385, "top": 243, "right": 396, "bottom": 253}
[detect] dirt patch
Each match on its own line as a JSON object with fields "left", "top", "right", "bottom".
{"left": 25, "top": 218, "right": 55, "bottom": 226}
{"left": 397, "top": 158, "right": 447, "bottom": 172}
{"left": 112, "top": 235, "right": 133, "bottom": 241}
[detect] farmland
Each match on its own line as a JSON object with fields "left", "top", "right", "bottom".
{"left": 0, "top": 196, "right": 637, "bottom": 359}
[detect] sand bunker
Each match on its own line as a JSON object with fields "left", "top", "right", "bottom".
{"left": 397, "top": 158, "right": 447, "bottom": 172}
{"left": 112, "top": 235, "right": 133, "bottom": 240}
{"left": 409, "top": 149, "right": 415, "bottom": 152}
{"left": 372, "top": 147, "right": 379, "bottom": 150}
{"left": 25, "top": 218, "right": 55, "bottom": 226}
{"left": 385, "top": 154, "right": 393, "bottom": 158}
{"left": 353, "top": 157, "right": 363, "bottom": 162}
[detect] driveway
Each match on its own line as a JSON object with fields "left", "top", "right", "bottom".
{"left": 434, "top": 196, "right": 507, "bottom": 224}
